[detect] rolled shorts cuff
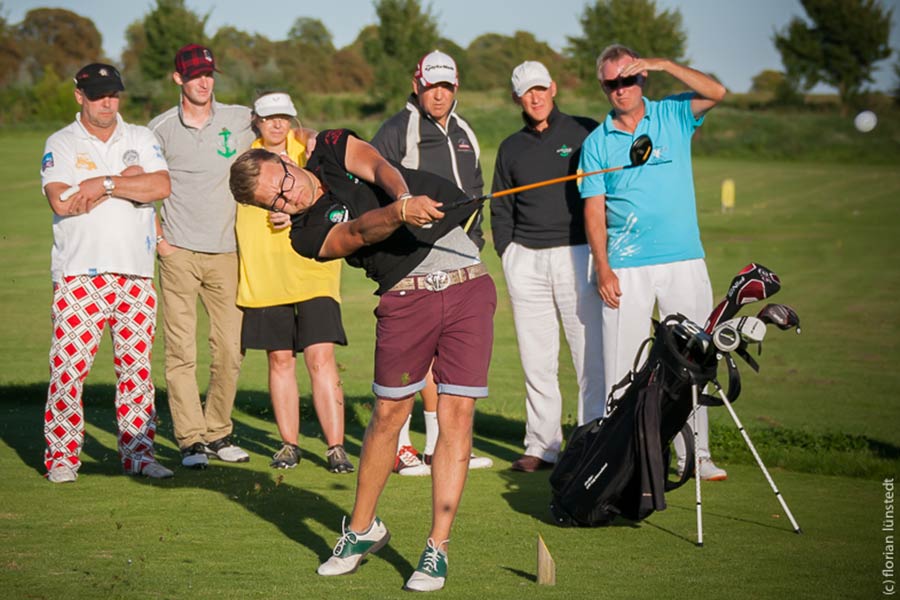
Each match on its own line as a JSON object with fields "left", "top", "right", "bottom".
{"left": 437, "top": 383, "right": 489, "bottom": 399}
{"left": 372, "top": 379, "right": 426, "bottom": 399}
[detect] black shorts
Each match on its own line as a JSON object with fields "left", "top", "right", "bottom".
{"left": 241, "top": 297, "right": 347, "bottom": 353}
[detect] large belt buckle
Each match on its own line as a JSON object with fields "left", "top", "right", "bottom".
{"left": 423, "top": 270, "right": 451, "bottom": 292}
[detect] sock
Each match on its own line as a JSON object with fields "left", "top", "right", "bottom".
{"left": 423, "top": 411, "right": 439, "bottom": 456}
{"left": 397, "top": 414, "right": 413, "bottom": 451}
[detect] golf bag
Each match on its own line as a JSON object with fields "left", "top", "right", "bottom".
{"left": 549, "top": 314, "right": 733, "bottom": 527}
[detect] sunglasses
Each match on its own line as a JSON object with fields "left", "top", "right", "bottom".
{"left": 269, "top": 159, "right": 295, "bottom": 212}
{"left": 601, "top": 74, "right": 644, "bottom": 91}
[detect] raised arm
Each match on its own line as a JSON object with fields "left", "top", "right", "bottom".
{"left": 620, "top": 58, "right": 726, "bottom": 118}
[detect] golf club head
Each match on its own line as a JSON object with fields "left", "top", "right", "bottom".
{"left": 704, "top": 263, "right": 781, "bottom": 333}
{"left": 757, "top": 303, "right": 801, "bottom": 333}
{"left": 712, "top": 317, "right": 766, "bottom": 352}
{"left": 629, "top": 134, "right": 653, "bottom": 167}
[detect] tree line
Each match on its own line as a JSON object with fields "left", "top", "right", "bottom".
{"left": 0, "top": 0, "right": 894, "bottom": 125}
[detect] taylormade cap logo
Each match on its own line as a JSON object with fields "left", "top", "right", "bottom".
{"left": 415, "top": 50, "right": 458, "bottom": 87}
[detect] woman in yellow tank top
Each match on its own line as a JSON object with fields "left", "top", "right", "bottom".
{"left": 235, "top": 92, "right": 352, "bottom": 473}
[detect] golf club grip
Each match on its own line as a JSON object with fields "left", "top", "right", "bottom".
{"left": 442, "top": 193, "right": 490, "bottom": 212}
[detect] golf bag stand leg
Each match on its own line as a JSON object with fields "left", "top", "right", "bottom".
{"left": 713, "top": 385, "right": 802, "bottom": 534}
{"left": 692, "top": 384, "right": 703, "bottom": 547}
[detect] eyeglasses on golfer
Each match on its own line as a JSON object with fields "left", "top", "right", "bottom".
{"left": 601, "top": 74, "right": 645, "bottom": 92}
{"left": 269, "top": 159, "right": 295, "bottom": 212}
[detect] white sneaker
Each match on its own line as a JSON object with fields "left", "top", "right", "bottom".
{"left": 141, "top": 461, "right": 174, "bottom": 479}
{"left": 317, "top": 517, "right": 391, "bottom": 576}
{"left": 394, "top": 445, "right": 430, "bottom": 476}
{"left": 181, "top": 442, "right": 209, "bottom": 469}
{"left": 47, "top": 463, "right": 77, "bottom": 483}
{"left": 405, "top": 538, "right": 449, "bottom": 592}
{"left": 698, "top": 458, "right": 727, "bottom": 481}
{"left": 467, "top": 454, "right": 493, "bottom": 470}
{"left": 205, "top": 436, "right": 250, "bottom": 463}
{"left": 424, "top": 453, "right": 493, "bottom": 470}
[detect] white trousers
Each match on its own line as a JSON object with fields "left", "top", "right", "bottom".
{"left": 602, "top": 258, "right": 715, "bottom": 458}
{"left": 502, "top": 242, "right": 605, "bottom": 462}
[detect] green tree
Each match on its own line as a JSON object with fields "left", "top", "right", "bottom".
{"left": 139, "top": 0, "right": 208, "bottom": 80}
{"left": 0, "top": 3, "right": 21, "bottom": 86}
{"left": 774, "top": 0, "right": 893, "bottom": 112}
{"left": 15, "top": 8, "right": 103, "bottom": 82}
{"left": 288, "top": 17, "right": 334, "bottom": 53}
{"left": 566, "top": 0, "right": 687, "bottom": 98}
{"left": 894, "top": 58, "right": 900, "bottom": 106}
{"left": 466, "top": 31, "right": 564, "bottom": 91}
{"left": 364, "top": 0, "right": 440, "bottom": 110}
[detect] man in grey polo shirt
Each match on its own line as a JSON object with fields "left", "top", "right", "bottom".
{"left": 150, "top": 44, "right": 255, "bottom": 468}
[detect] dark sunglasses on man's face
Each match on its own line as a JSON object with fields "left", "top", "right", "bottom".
{"left": 601, "top": 74, "right": 644, "bottom": 91}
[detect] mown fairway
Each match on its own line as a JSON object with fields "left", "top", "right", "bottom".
{"left": 1, "top": 126, "right": 898, "bottom": 599}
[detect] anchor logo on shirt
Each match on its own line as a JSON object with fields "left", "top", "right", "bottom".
{"left": 217, "top": 128, "right": 236, "bottom": 158}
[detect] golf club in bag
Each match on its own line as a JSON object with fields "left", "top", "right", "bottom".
{"left": 548, "top": 264, "right": 802, "bottom": 545}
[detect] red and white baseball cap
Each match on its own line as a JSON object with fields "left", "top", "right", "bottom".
{"left": 175, "top": 43, "right": 218, "bottom": 79}
{"left": 414, "top": 50, "right": 458, "bottom": 87}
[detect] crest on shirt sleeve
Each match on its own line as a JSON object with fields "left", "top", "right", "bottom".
{"left": 123, "top": 149, "right": 140, "bottom": 166}
{"left": 326, "top": 204, "right": 349, "bottom": 224}
{"left": 41, "top": 152, "right": 54, "bottom": 172}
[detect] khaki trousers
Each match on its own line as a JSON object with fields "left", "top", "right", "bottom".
{"left": 159, "top": 249, "right": 242, "bottom": 449}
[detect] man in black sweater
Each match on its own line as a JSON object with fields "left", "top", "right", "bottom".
{"left": 491, "top": 61, "right": 606, "bottom": 472}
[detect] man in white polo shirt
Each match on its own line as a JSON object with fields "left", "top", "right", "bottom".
{"left": 149, "top": 44, "right": 256, "bottom": 468}
{"left": 40, "top": 62, "right": 173, "bottom": 483}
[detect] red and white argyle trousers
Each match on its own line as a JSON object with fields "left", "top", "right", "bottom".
{"left": 44, "top": 274, "right": 159, "bottom": 474}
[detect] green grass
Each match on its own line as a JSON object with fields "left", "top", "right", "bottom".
{"left": 2, "top": 113, "right": 899, "bottom": 599}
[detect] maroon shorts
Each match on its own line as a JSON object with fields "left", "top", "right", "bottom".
{"left": 372, "top": 274, "right": 496, "bottom": 399}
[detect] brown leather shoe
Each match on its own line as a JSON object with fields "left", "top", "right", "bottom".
{"left": 510, "top": 455, "right": 553, "bottom": 472}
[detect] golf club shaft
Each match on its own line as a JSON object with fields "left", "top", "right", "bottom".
{"left": 444, "top": 164, "right": 631, "bottom": 211}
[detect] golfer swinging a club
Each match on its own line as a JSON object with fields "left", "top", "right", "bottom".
{"left": 229, "top": 129, "right": 496, "bottom": 592}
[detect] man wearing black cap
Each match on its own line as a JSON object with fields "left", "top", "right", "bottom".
{"left": 149, "top": 44, "right": 256, "bottom": 469}
{"left": 40, "top": 63, "right": 173, "bottom": 483}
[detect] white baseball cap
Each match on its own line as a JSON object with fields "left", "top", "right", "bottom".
{"left": 511, "top": 61, "right": 552, "bottom": 97}
{"left": 415, "top": 50, "right": 458, "bottom": 87}
{"left": 253, "top": 92, "right": 297, "bottom": 118}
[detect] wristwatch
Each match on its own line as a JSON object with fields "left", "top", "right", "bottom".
{"left": 103, "top": 176, "right": 115, "bottom": 196}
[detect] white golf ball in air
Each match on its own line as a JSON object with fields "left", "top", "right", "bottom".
{"left": 854, "top": 110, "right": 877, "bottom": 133}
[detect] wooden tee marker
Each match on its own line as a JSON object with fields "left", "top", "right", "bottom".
{"left": 537, "top": 533, "right": 556, "bottom": 585}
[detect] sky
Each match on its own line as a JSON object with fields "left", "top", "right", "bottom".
{"left": 5, "top": 0, "right": 899, "bottom": 93}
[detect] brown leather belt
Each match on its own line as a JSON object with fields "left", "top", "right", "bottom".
{"left": 390, "top": 263, "right": 488, "bottom": 292}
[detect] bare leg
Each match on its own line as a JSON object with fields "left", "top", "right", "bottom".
{"left": 304, "top": 342, "right": 345, "bottom": 447}
{"left": 429, "top": 394, "right": 475, "bottom": 550}
{"left": 349, "top": 395, "right": 414, "bottom": 532}
{"left": 267, "top": 349, "right": 299, "bottom": 445}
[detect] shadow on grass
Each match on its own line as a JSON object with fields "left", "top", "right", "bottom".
{"left": 0, "top": 383, "right": 416, "bottom": 577}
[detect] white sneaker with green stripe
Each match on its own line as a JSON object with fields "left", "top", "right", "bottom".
{"left": 404, "top": 538, "right": 449, "bottom": 592}
{"left": 317, "top": 517, "right": 390, "bottom": 576}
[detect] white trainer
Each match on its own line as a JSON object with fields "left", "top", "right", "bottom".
{"left": 205, "top": 436, "right": 250, "bottom": 463}
{"left": 424, "top": 453, "right": 493, "bottom": 470}
{"left": 317, "top": 517, "right": 391, "bottom": 576}
{"left": 47, "top": 463, "right": 77, "bottom": 483}
{"left": 394, "top": 445, "right": 430, "bottom": 476}
{"left": 698, "top": 458, "right": 728, "bottom": 481}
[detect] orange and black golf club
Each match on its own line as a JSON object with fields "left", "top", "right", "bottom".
{"left": 443, "top": 134, "right": 653, "bottom": 210}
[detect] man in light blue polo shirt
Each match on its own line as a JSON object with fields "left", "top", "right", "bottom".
{"left": 580, "top": 44, "right": 728, "bottom": 481}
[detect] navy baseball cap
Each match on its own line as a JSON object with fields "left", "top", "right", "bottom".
{"left": 175, "top": 44, "right": 218, "bottom": 79}
{"left": 74, "top": 63, "right": 125, "bottom": 100}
